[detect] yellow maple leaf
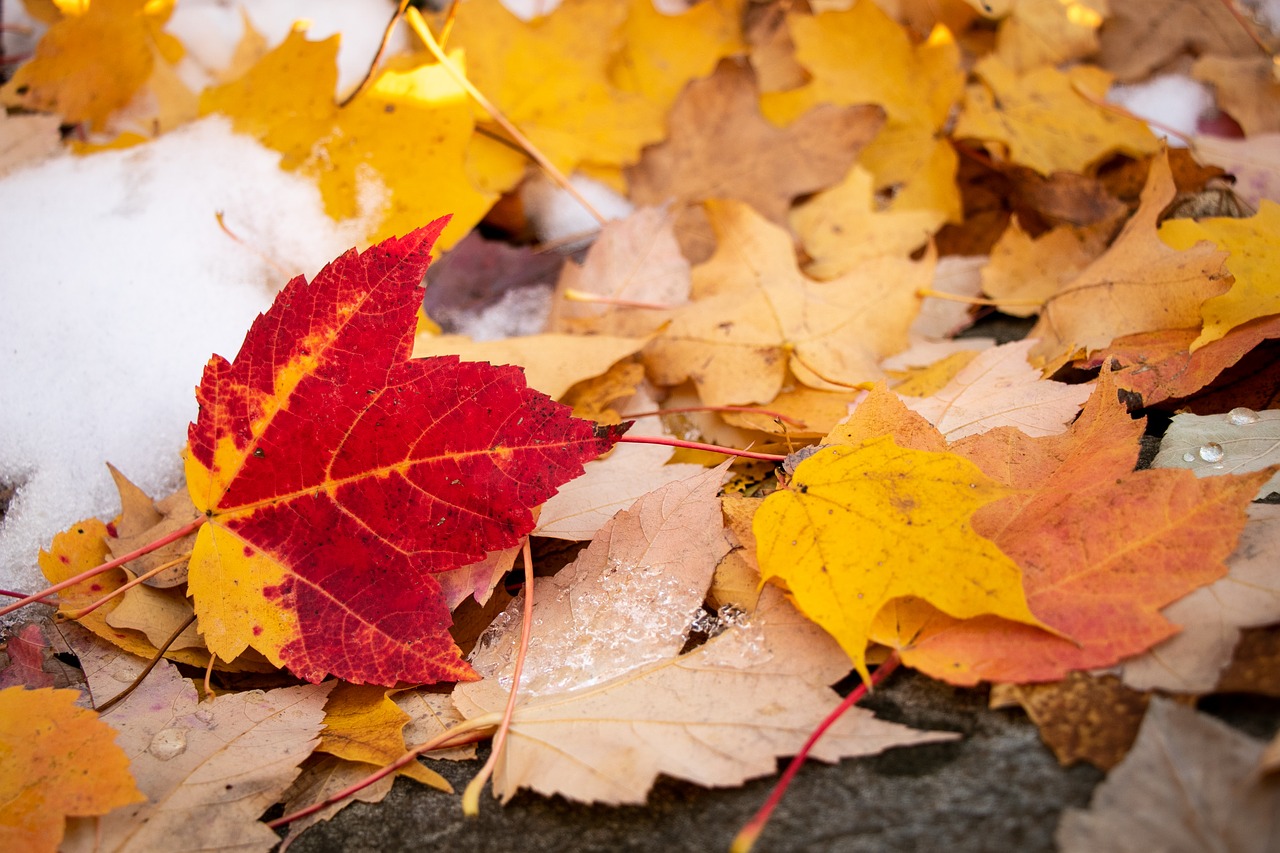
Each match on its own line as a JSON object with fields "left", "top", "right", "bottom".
{"left": 444, "top": 0, "right": 665, "bottom": 174}
{"left": 611, "top": 0, "right": 745, "bottom": 107}
{"left": 0, "top": 687, "right": 143, "bottom": 851}
{"left": 1159, "top": 200, "right": 1280, "bottom": 350}
{"left": 644, "top": 199, "right": 928, "bottom": 406}
{"left": 317, "top": 684, "right": 450, "bottom": 791}
{"left": 790, "top": 164, "right": 946, "bottom": 280}
{"left": 1, "top": 0, "right": 182, "bottom": 131}
{"left": 200, "top": 27, "right": 492, "bottom": 249}
{"left": 754, "top": 435, "right": 1045, "bottom": 683}
{"left": 994, "top": 0, "right": 1108, "bottom": 72}
{"left": 954, "top": 57, "right": 1158, "bottom": 176}
{"left": 760, "top": 0, "right": 965, "bottom": 220}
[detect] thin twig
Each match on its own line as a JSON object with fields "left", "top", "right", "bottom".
{"left": 96, "top": 613, "right": 198, "bottom": 715}
{"left": 403, "top": 6, "right": 608, "bottom": 226}
{"left": 338, "top": 0, "right": 411, "bottom": 107}
{"left": 58, "top": 552, "right": 191, "bottom": 620}
{"left": 617, "top": 435, "right": 788, "bottom": 462}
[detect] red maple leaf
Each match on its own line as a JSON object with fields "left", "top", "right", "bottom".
{"left": 184, "top": 219, "right": 624, "bottom": 685}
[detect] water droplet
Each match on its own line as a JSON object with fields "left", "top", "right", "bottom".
{"left": 1198, "top": 443, "right": 1225, "bottom": 463}
{"left": 148, "top": 727, "right": 187, "bottom": 761}
{"left": 1227, "top": 407, "right": 1259, "bottom": 426}
{"left": 1182, "top": 452, "right": 1196, "bottom": 463}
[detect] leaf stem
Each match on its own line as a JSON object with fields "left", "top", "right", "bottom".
{"left": 915, "top": 288, "right": 1042, "bottom": 308}
{"left": 403, "top": 6, "right": 608, "bottom": 226}
{"left": 96, "top": 612, "right": 198, "bottom": 715}
{"left": 337, "top": 0, "right": 411, "bottom": 108}
{"left": 0, "top": 516, "right": 206, "bottom": 619}
{"left": 57, "top": 552, "right": 191, "bottom": 620}
{"left": 617, "top": 435, "right": 788, "bottom": 462}
{"left": 561, "top": 289, "right": 675, "bottom": 310}
{"left": 462, "top": 537, "right": 536, "bottom": 815}
{"left": 267, "top": 713, "right": 502, "bottom": 830}
{"left": 730, "top": 654, "right": 902, "bottom": 853}
{"left": 0, "top": 588, "right": 56, "bottom": 604}
{"left": 622, "top": 406, "right": 809, "bottom": 429}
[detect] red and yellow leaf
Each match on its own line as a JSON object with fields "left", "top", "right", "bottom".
{"left": 185, "top": 220, "right": 622, "bottom": 685}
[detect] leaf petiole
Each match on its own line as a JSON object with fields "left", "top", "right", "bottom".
{"left": 616, "top": 435, "right": 788, "bottom": 462}
{"left": 0, "top": 515, "right": 206, "bottom": 619}
{"left": 731, "top": 654, "right": 902, "bottom": 853}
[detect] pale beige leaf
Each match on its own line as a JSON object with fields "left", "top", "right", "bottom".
{"left": 912, "top": 254, "right": 985, "bottom": 340}
{"left": 454, "top": 588, "right": 955, "bottom": 804}
{"left": 1191, "top": 133, "right": 1280, "bottom": 211}
{"left": 470, "top": 464, "right": 731, "bottom": 697}
{"left": 899, "top": 339, "right": 1093, "bottom": 439}
{"left": 1152, "top": 409, "right": 1280, "bottom": 500}
{"left": 548, "top": 205, "right": 690, "bottom": 337}
{"left": 411, "top": 333, "right": 647, "bottom": 400}
{"left": 0, "top": 112, "right": 61, "bottom": 179}
{"left": 1057, "top": 699, "right": 1280, "bottom": 853}
{"left": 536, "top": 413, "right": 707, "bottom": 540}
{"left": 1120, "top": 504, "right": 1280, "bottom": 692}
{"left": 394, "top": 689, "right": 475, "bottom": 761}
{"left": 61, "top": 631, "right": 331, "bottom": 853}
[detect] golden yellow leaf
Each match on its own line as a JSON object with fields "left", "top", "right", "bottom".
{"left": 445, "top": 0, "right": 664, "bottom": 173}
{"left": 200, "top": 27, "right": 492, "bottom": 249}
{"left": 1, "top": 0, "right": 178, "bottom": 130}
{"left": 761, "top": 0, "right": 965, "bottom": 220}
{"left": 0, "top": 687, "right": 142, "bottom": 852}
{"left": 612, "top": 0, "right": 745, "bottom": 107}
{"left": 645, "top": 199, "right": 927, "bottom": 406}
{"left": 1159, "top": 200, "right": 1280, "bottom": 350}
{"left": 954, "top": 57, "right": 1159, "bottom": 176}
{"left": 790, "top": 164, "right": 945, "bottom": 280}
{"left": 754, "top": 435, "right": 1044, "bottom": 683}
{"left": 994, "top": 0, "right": 1108, "bottom": 72}
{"left": 317, "top": 684, "right": 449, "bottom": 791}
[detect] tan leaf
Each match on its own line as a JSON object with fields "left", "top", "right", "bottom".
{"left": 454, "top": 588, "right": 954, "bottom": 804}
{"left": 627, "top": 59, "right": 883, "bottom": 260}
{"left": 1057, "top": 699, "right": 1280, "bottom": 853}
{"left": 1193, "top": 56, "right": 1280, "bottom": 137}
{"left": 61, "top": 631, "right": 331, "bottom": 853}
{"left": 1029, "top": 151, "right": 1231, "bottom": 366}
{"left": 411, "top": 333, "right": 648, "bottom": 400}
{"left": 548, "top": 206, "right": 690, "bottom": 337}
{"left": 645, "top": 199, "right": 927, "bottom": 405}
{"left": 981, "top": 217, "right": 1116, "bottom": 318}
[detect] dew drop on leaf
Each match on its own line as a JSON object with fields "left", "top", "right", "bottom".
{"left": 1182, "top": 452, "right": 1196, "bottom": 463}
{"left": 1227, "top": 407, "right": 1260, "bottom": 426}
{"left": 147, "top": 727, "right": 188, "bottom": 761}
{"left": 1198, "top": 443, "right": 1225, "bottom": 463}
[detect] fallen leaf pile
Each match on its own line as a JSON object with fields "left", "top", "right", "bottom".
{"left": 3, "top": 0, "right": 1280, "bottom": 849}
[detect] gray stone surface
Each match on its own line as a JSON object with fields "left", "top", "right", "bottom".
{"left": 287, "top": 670, "right": 1104, "bottom": 852}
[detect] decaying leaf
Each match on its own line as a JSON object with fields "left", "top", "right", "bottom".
{"left": 185, "top": 222, "right": 622, "bottom": 685}
{"left": 1057, "top": 699, "right": 1280, "bottom": 853}
{"left": 990, "top": 672, "right": 1148, "bottom": 770}
{"left": 314, "top": 684, "right": 449, "bottom": 791}
{"left": 0, "top": 686, "right": 142, "bottom": 852}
